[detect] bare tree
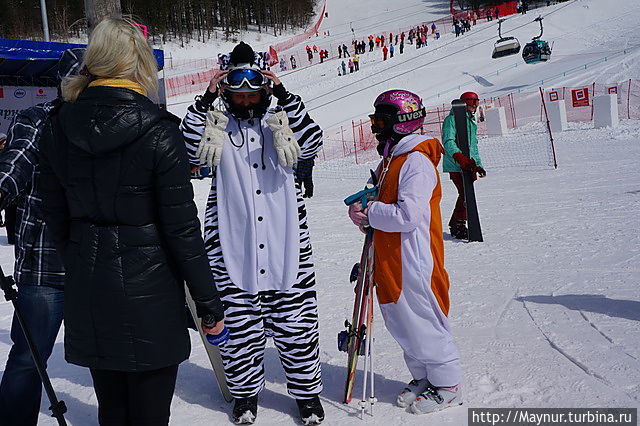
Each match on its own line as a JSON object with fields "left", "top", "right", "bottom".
{"left": 85, "top": 0, "right": 122, "bottom": 34}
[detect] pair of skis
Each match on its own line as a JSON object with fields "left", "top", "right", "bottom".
{"left": 339, "top": 179, "right": 378, "bottom": 417}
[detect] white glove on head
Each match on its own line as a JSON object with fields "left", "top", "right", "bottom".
{"left": 266, "top": 110, "right": 301, "bottom": 168}
{"left": 197, "top": 109, "right": 229, "bottom": 167}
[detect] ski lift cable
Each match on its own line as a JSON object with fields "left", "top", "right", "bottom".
{"left": 307, "top": 0, "right": 578, "bottom": 114}
{"left": 310, "top": 0, "right": 580, "bottom": 128}
{"left": 323, "top": 42, "right": 640, "bottom": 131}
{"left": 282, "top": 8, "right": 443, "bottom": 63}
{"left": 318, "top": 3, "right": 430, "bottom": 33}
{"left": 306, "top": 0, "right": 578, "bottom": 110}
{"left": 325, "top": 10, "right": 436, "bottom": 40}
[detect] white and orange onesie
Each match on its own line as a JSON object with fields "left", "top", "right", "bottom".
{"left": 365, "top": 133, "right": 461, "bottom": 387}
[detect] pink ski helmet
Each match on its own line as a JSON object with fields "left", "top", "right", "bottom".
{"left": 371, "top": 89, "right": 426, "bottom": 135}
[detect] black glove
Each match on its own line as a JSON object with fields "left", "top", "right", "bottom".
{"left": 193, "top": 296, "right": 225, "bottom": 323}
{"left": 297, "top": 175, "right": 314, "bottom": 198}
{"left": 272, "top": 83, "right": 288, "bottom": 103}
{"left": 194, "top": 88, "right": 218, "bottom": 112}
{"left": 295, "top": 158, "right": 315, "bottom": 198}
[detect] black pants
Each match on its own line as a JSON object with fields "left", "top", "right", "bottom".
{"left": 4, "top": 204, "right": 16, "bottom": 244}
{"left": 90, "top": 364, "right": 179, "bottom": 426}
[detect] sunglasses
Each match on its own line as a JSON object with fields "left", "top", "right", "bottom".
{"left": 223, "top": 69, "right": 268, "bottom": 90}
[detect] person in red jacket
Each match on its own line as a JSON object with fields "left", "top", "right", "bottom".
{"left": 383, "top": 45, "right": 389, "bottom": 60}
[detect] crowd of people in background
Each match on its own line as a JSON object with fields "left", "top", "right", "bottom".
{"left": 287, "top": 20, "right": 447, "bottom": 77}
{"left": 281, "top": 11, "right": 500, "bottom": 78}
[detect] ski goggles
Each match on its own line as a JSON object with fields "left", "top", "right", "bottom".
{"left": 464, "top": 98, "right": 479, "bottom": 106}
{"left": 369, "top": 113, "right": 394, "bottom": 133}
{"left": 222, "top": 68, "right": 268, "bottom": 91}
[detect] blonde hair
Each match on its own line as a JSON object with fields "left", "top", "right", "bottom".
{"left": 62, "top": 17, "right": 158, "bottom": 102}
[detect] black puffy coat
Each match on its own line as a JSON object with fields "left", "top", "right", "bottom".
{"left": 39, "top": 86, "right": 224, "bottom": 372}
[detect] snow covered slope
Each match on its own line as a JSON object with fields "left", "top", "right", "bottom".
{"left": 278, "top": 0, "right": 640, "bottom": 129}
{"left": 0, "top": 0, "right": 639, "bottom": 425}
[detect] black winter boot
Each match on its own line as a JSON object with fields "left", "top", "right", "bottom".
{"left": 449, "top": 221, "right": 468, "bottom": 240}
{"left": 296, "top": 396, "right": 325, "bottom": 425}
{"left": 233, "top": 396, "right": 258, "bottom": 424}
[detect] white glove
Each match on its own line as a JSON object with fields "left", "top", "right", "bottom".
{"left": 197, "top": 109, "right": 229, "bottom": 167}
{"left": 266, "top": 110, "right": 301, "bottom": 168}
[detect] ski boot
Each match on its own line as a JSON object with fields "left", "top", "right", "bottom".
{"left": 296, "top": 396, "right": 325, "bottom": 425}
{"left": 233, "top": 396, "right": 258, "bottom": 424}
{"left": 449, "top": 221, "right": 468, "bottom": 240}
{"left": 410, "top": 384, "right": 462, "bottom": 414}
{"left": 396, "top": 378, "right": 430, "bottom": 408}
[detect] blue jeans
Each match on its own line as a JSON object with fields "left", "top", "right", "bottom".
{"left": 0, "top": 284, "right": 64, "bottom": 426}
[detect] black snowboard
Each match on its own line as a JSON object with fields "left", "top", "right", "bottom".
{"left": 451, "top": 99, "right": 483, "bottom": 242}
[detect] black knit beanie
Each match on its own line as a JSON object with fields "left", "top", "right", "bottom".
{"left": 229, "top": 42, "right": 256, "bottom": 67}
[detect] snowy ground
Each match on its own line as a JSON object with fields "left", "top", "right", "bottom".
{"left": 1, "top": 118, "right": 638, "bottom": 426}
{"left": 1, "top": 0, "right": 639, "bottom": 424}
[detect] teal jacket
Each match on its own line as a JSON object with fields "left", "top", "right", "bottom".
{"left": 441, "top": 109, "right": 483, "bottom": 173}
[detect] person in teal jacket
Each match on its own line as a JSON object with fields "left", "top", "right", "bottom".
{"left": 441, "top": 91, "right": 486, "bottom": 239}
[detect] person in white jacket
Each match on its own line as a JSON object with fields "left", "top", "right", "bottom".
{"left": 180, "top": 42, "right": 324, "bottom": 425}
{"left": 348, "top": 89, "right": 462, "bottom": 415}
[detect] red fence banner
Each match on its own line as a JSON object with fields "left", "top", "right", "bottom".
{"left": 267, "top": 0, "right": 327, "bottom": 66}
{"left": 321, "top": 81, "right": 640, "bottom": 165}
{"left": 450, "top": 0, "right": 518, "bottom": 20}
{"left": 571, "top": 88, "right": 590, "bottom": 107}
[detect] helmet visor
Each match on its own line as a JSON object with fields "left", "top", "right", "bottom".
{"left": 223, "top": 69, "right": 268, "bottom": 91}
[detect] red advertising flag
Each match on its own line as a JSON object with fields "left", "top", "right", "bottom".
{"left": 0, "top": 88, "right": 3, "bottom": 98}
{"left": 548, "top": 90, "right": 559, "bottom": 102}
{"left": 571, "top": 88, "right": 590, "bottom": 107}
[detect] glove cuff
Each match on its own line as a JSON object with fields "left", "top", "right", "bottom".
{"left": 195, "top": 89, "right": 218, "bottom": 112}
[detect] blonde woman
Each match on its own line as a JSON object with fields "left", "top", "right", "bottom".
{"left": 38, "top": 17, "right": 225, "bottom": 425}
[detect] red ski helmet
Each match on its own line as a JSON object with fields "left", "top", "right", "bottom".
{"left": 460, "top": 91, "right": 479, "bottom": 105}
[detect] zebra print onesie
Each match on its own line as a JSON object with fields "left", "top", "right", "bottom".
{"left": 181, "top": 91, "right": 323, "bottom": 399}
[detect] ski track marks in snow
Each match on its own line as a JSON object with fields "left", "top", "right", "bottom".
{"left": 1, "top": 1, "right": 640, "bottom": 424}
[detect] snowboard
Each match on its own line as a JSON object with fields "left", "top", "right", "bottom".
{"left": 451, "top": 99, "right": 484, "bottom": 242}
{"left": 184, "top": 285, "right": 233, "bottom": 402}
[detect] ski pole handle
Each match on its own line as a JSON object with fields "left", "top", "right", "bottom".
{"left": 344, "top": 185, "right": 378, "bottom": 209}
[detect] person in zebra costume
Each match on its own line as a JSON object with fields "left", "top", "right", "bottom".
{"left": 180, "top": 42, "right": 324, "bottom": 425}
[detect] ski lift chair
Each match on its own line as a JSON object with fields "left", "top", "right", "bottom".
{"left": 492, "top": 19, "right": 521, "bottom": 59}
{"left": 523, "top": 16, "right": 552, "bottom": 64}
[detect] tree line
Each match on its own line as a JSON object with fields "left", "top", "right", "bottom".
{"left": 0, "top": 0, "right": 317, "bottom": 44}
